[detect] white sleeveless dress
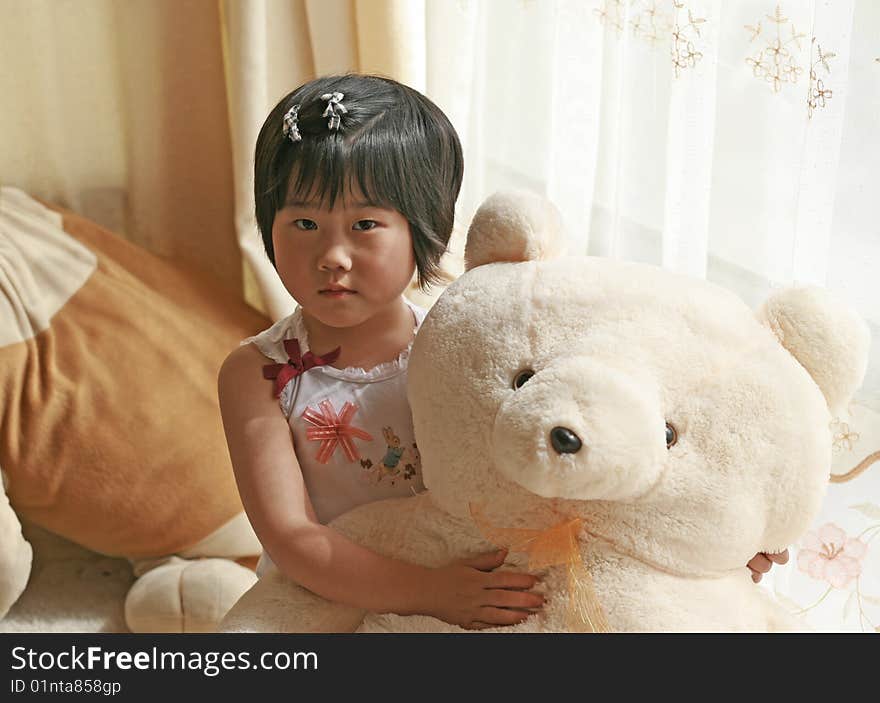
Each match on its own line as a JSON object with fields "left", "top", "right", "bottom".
{"left": 240, "top": 299, "right": 427, "bottom": 577}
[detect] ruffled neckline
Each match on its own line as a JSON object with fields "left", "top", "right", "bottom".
{"left": 284, "top": 299, "right": 425, "bottom": 383}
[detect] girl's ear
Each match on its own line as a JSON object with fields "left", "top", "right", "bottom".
{"left": 757, "top": 286, "right": 871, "bottom": 416}
{"left": 464, "top": 190, "right": 566, "bottom": 271}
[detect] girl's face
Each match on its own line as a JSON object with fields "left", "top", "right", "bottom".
{"left": 271, "top": 186, "right": 416, "bottom": 328}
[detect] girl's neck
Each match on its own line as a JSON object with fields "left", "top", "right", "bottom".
{"left": 299, "top": 296, "right": 415, "bottom": 371}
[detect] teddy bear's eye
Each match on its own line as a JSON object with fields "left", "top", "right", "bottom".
{"left": 665, "top": 423, "right": 678, "bottom": 448}
{"left": 512, "top": 370, "right": 535, "bottom": 390}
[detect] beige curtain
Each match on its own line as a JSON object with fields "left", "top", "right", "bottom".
{"left": 0, "top": 0, "right": 241, "bottom": 294}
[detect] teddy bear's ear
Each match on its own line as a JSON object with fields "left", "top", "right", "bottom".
{"left": 464, "top": 190, "right": 566, "bottom": 270}
{"left": 757, "top": 286, "right": 871, "bottom": 416}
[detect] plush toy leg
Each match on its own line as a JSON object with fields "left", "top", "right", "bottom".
{"left": 0, "top": 469, "right": 33, "bottom": 618}
{"left": 124, "top": 512, "right": 262, "bottom": 633}
{"left": 219, "top": 568, "right": 366, "bottom": 633}
{"left": 176, "top": 511, "right": 262, "bottom": 562}
{"left": 124, "top": 556, "right": 258, "bottom": 633}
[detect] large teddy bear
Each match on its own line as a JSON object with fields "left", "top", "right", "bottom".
{"left": 221, "top": 191, "right": 870, "bottom": 633}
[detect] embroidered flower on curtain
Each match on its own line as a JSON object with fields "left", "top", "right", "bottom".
{"left": 744, "top": 4, "right": 806, "bottom": 93}
{"left": 797, "top": 523, "right": 868, "bottom": 588}
{"left": 830, "top": 417, "right": 860, "bottom": 452}
{"left": 790, "top": 515, "right": 879, "bottom": 632}
{"left": 630, "top": 1, "right": 674, "bottom": 46}
{"left": 671, "top": 3, "right": 706, "bottom": 77}
{"left": 595, "top": 0, "right": 706, "bottom": 76}
{"left": 594, "top": 0, "right": 626, "bottom": 33}
{"left": 807, "top": 38, "right": 836, "bottom": 118}
{"left": 777, "top": 414, "right": 880, "bottom": 633}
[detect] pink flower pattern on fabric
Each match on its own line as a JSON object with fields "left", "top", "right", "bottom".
{"left": 797, "top": 523, "right": 868, "bottom": 588}
{"left": 302, "top": 399, "right": 373, "bottom": 464}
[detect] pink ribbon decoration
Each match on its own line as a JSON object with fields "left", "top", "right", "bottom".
{"left": 262, "top": 338, "right": 341, "bottom": 398}
{"left": 301, "top": 399, "right": 373, "bottom": 464}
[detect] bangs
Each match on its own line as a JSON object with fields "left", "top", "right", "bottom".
{"left": 281, "top": 133, "right": 406, "bottom": 213}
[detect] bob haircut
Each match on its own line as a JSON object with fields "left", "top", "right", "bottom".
{"left": 254, "top": 74, "right": 464, "bottom": 290}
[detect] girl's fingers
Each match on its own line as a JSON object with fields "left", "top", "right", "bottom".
{"left": 462, "top": 621, "right": 488, "bottom": 631}
{"left": 459, "top": 549, "right": 508, "bottom": 572}
{"left": 748, "top": 553, "right": 772, "bottom": 573}
{"left": 477, "top": 607, "right": 532, "bottom": 627}
{"left": 486, "top": 571, "right": 540, "bottom": 591}
{"left": 747, "top": 551, "right": 789, "bottom": 584}
{"left": 485, "top": 588, "right": 544, "bottom": 611}
{"left": 768, "top": 550, "right": 790, "bottom": 565}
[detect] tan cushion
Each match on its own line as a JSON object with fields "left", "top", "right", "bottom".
{"left": 0, "top": 188, "right": 268, "bottom": 558}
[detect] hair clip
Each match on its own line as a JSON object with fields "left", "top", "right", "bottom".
{"left": 282, "top": 104, "right": 302, "bottom": 143}
{"left": 320, "top": 92, "right": 347, "bottom": 131}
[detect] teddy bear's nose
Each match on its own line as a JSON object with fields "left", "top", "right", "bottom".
{"left": 550, "top": 426, "right": 582, "bottom": 454}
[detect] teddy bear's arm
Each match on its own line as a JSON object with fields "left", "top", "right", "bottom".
{"left": 0, "top": 467, "right": 33, "bottom": 618}
{"left": 219, "top": 567, "right": 366, "bottom": 633}
{"left": 220, "top": 495, "right": 447, "bottom": 633}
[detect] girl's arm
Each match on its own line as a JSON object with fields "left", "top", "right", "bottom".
{"left": 218, "top": 344, "right": 543, "bottom": 628}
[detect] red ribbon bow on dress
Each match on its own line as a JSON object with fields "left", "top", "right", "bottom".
{"left": 302, "top": 399, "right": 373, "bottom": 464}
{"left": 262, "top": 338, "right": 341, "bottom": 398}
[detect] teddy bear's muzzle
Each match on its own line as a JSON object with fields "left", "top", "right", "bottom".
{"left": 492, "top": 357, "right": 668, "bottom": 502}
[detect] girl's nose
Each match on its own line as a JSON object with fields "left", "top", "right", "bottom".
{"left": 317, "top": 242, "right": 352, "bottom": 272}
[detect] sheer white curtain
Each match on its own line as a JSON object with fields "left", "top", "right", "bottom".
{"left": 438, "top": 0, "right": 876, "bottom": 326}
{"left": 425, "top": 0, "right": 879, "bottom": 631}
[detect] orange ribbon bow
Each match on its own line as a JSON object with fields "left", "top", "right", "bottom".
{"left": 469, "top": 503, "right": 611, "bottom": 633}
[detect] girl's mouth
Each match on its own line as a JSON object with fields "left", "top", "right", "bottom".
{"left": 319, "top": 288, "right": 357, "bottom": 298}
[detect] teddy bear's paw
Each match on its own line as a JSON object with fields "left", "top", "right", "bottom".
{"left": 124, "top": 556, "right": 257, "bottom": 633}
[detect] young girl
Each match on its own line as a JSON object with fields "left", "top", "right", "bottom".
{"left": 217, "top": 74, "right": 544, "bottom": 630}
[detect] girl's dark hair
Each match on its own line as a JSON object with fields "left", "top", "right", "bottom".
{"left": 254, "top": 74, "right": 464, "bottom": 290}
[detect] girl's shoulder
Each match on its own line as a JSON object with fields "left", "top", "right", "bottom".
{"left": 238, "top": 308, "right": 302, "bottom": 365}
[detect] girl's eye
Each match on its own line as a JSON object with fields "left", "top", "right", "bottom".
{"left": 512, "top": 370, "right": 535, "bottom": 390}
{"left": 353, "top": 220, "right": 378, "bottom": 231}
{"left": 293, "top": 219, "right": 318, "bottom": 231}
{"left": 665, "top": 423, "right": 678, "bottom": 449}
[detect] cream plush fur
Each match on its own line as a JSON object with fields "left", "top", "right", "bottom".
{"left": 221, "top": 191, "right": 870, "bottom": 633}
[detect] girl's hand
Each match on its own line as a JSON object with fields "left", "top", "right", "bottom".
{"left": 747, "top": 549, "right": 789, "bottom": 583}
{"left": 421, "top": 549, "right": 544, "bottom": 630}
